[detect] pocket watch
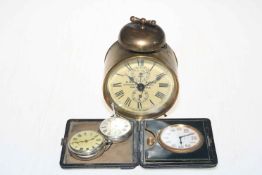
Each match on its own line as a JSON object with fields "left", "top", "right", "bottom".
{"left": 99, "top": 114, "right": 132, "bottom": 143}
{"left": 157, "top": 124, "right": 204, "bottom": 153}
{"left": 68, "top": 130, "right": 112, "bottom": 160}
{"left": 103, "top": 16, "right": 179, "bottom": 120}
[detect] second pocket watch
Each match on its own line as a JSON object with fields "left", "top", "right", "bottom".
{"left": 99, "top": 115, "right": 132, "bottom": 143}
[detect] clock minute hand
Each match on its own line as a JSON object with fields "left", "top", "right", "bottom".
{"left": 145, "top": 73, "right": 166, "bottom": 86}
{"left": 88, "top": 135, "right": 99, "bottom": 142}
{"left": 179, "top": 133, "right": 194, "bottom": 139}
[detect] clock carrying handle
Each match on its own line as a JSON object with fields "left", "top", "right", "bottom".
{"left": 130, "top": 16, "right": 156, "bottom": 26}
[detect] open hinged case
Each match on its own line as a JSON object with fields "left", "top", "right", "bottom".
{"left": 60, "top": 119, "right": 139, "bottom": 169}
{"left": 60, "top": 118, "right": 217, "bottom": 169}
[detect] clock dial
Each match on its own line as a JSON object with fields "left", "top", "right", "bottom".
{"left": 99, "top": 117, "right": 132, "bottom": 141}
{"left": 158, "top": 124, "right": 204, "bottom": 153}
{"left": 68, "top": 130, "right": 105, "bottom": 155}
{"left": 106, "top": 56, "right": 177, "bottom": 117}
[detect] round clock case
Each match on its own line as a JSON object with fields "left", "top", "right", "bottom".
{"left": 103, "top": 17, "right": 179, "bottom": 120}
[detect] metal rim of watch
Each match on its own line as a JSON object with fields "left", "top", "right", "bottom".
{"left": 69, "top": 145, "right": 106, "bottom": 160}
{"left": 99, "top": 116, "right": 132, "bottom": 143}
{"left": 67, "top": 131, "right": 112, "bottom": 160}
{"left": 69, "top": 141, "right": 112, "bottom": 160}
{"left": 157, "top": 124, "right": 204, "bottom": 154}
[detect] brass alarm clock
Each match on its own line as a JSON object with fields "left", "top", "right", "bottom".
{"left": 103, "top": 16, "right": 179, "bottom": 120}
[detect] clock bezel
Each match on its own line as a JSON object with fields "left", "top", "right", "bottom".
{"left": 68, "top": 130, "right": 107, "bottom": 158}
{"left": 103, "top": 55, "right": 179, "bottom": 120}
{"left": 99, "top": 116, "right": 133, "bottom": 143}
{"left": 157, "top": 124, "right": 204, "bottom": 154}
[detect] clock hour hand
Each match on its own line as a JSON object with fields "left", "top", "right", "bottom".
{"left": 127, "top": 75, "right": 139, "bottom": 85}
{"left": 71, "top": 140, "right": 89, "bottom": 144}
{"left": 179, "top": 137, "right": 183, "bottom": 145}
{"left": 72, "top": 135, "right": 99, "bottom": 144}
{"left": 117, "top": 73, "right": 141, "bottom": 85}
{"left": 88, "top": 135, "right": 99, "bottom": 141}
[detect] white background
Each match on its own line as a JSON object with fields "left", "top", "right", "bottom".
{"left": 0, "top": 0, "right": 262, "bottom": 174}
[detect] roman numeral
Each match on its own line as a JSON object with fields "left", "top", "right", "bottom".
{"left": 137, "top": 58, "right": 144, "bottom": 66}
{"left": 156, "top": 73, "right": 166, "bottom": 81}
{"left": 124, "top": 97, "right": 132, "bottom": 107}
{"left": 155, "top": 91, "right": 165, "bottom": 99}
{"left": 112, "top": 83, "right": 122, "bottom": 87}
{"left": 125, "top": 63, "right": 133, "bottom": 71}
{"left": 137, "top": 102, "right": 142, "bottom": 110}
{"left": 115, "top": 90, "right": 124, "bottom": 99}
{"left": 159, "top": 83, "right": 169, "bottom": 87}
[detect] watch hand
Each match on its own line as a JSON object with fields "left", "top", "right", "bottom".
{"left": 88, "top": 135, "right": 98, "bottom": 141}
{"left": 179, "top": 137, "right": 183, "bottom": 145}
{"left": 179, "top": 133, "right": 194, "bottom": 139}
{"left": 139, "top": 72, "right": 143, "bottom": 83}
{"left": 116, "top": 73, "right": 139, "bottom": 85}
{"left": 73, "top": 135, "right": 98, "bottom": 144}
{"left": 127, "top": 75, "right": 139, "bottom": 85}
{"left": 71, "top": 140, "right": 89, "bottom": 144}
{"left": 145, "top": 73, "right": 166, "bottom": 86}
{"left": 138, "top": 91, "right": 143, "bottom": 101}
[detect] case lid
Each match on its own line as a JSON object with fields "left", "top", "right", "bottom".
{"left": 118, "top": 16, "right": 166, "bottom": 52}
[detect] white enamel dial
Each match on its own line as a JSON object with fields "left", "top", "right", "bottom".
{"left": 158, "top": 124, "right": 204, "bottom": 153}
{"left": 99, "top": 117, "right": 132, "bottom": 142}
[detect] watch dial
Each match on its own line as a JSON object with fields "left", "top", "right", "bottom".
{"left": 68, "top": 130, "right": 104, "bottom": 154}
{"left": 159, "top": 124, "right": 204, "bottom": 153}
{"left": 106, "top": 56, "right": 177, "bottom": 116}
{"left": 99, "top": 117, "right": 131, "bottom": 139}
